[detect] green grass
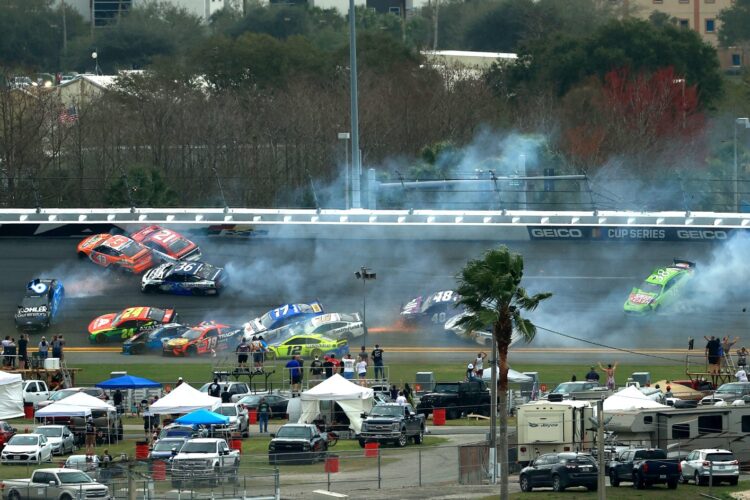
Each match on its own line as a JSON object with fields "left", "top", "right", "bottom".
{"left": 507, "top": 481, "right": 750, "bottom": 498}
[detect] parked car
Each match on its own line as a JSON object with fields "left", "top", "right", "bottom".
{"left": 545, "top": 381, "right": 601, "bottom": 400}
{"left": 34, "top": 425, "right": 76, "bottom": 455}
{"left": 64, "top": 454, "right": 100, "bottom": 473}
{"left": 416, "top": 380, "right": 490, "bottom": 419}
{"left": 0, "top": 421, "right": 17, "bottom": 450}
{"left": 519, "top": 452, "right": 598, "bottom": 492}
{"left": 680, "top": 449, "right": 739, "bottom": 485}
{"left": 699, "top": 382, "right": 750, "bottom": 405}
{"left": 198, "top": 381, "right": 250, "bottom": 402}
{"left": 170, "top": 438, "right": 240, "bottom": 488}
{"left": 0, "top": 468, "right": 109, "bottom": 500}
{"left": 608, "top": 448, "right": 680, "bottom": 489}
{"left": 149, "top": 437, "right": 187, "bottom": 460}
{"left": 1, "top": 434, "right": 53, "bottom": 464}
{"left": 237, "top": 393, "right": 289, "bottom": 418}
{"left": 158, "top": 424, "right": 202, "bottom": 440}
{"left": 359, "top": 403, "right": 426, "bottom": 448}
{"left": 215, "top": 403, "right": 249, "bottom": 437}
{"left": 37, "top": 387, "right": 106, "bottom": 410}
{"left": 268, "top": 424, "right": 328, "bottom": 465}
{"left": 22, "top": 379, "right": 50, "bottom": 407}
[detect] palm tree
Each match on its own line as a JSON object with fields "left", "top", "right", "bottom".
{"left": 456, "top": 246, "right": 551, "bottom": 497}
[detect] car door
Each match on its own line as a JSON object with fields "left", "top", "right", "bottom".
{"left": 39, "top": 436, "right": 50, "bottom": 461}
{"left": 682, "top": 451, "right": 696, "bottom": 476}
{"left": 615, "top": 451, "right": 633, "bottom": 480}
{"left": 527, "top": 455, "right": 550, "bottom": 486}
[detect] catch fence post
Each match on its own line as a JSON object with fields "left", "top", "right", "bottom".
{"left": 418, "top": 448, "right": 422, "bottom": 487}
{"left": 275, "top": 468, "right": 281, "bottom": 500}
{"left": 378, "top": 448, "right": 381, "bottom": 489}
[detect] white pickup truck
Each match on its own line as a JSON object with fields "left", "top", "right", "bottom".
{"left": 170, "top": 438, "right": 240, "bottom": 488}
{"left": 1, "top": 468, "right": 110, "bottom": 500}
{"left": 22, "top": 380, "right": 50, "bottom": 408}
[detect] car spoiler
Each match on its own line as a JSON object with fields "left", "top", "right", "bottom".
{"left": 672, "top": 259, "right": 696, "bottom": 269}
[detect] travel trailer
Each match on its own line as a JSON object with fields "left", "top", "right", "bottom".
{"left": 516, "top": 400, "right": 595, "bottom": 465}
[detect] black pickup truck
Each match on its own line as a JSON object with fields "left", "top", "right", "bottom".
{"left": 416, "top": 380, "right": 490, "bottom": 419}
{"left": 608, "top": 448, "right": 680, "bottom": 489}
{"left": 359, "top": 403, "right": 426, "bottom": 448}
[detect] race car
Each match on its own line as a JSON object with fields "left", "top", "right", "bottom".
{"left": 400, "top": 290, "right": 462, "bottom": 327}
{"left": 162, "top": 322, "right": 243, "bottom": 357}
{"left": 263, "top": 313, "right": 364, "bottom": 343}
{"left": 14, "top": 279, "right": 64, "bottom": 332}
{"left": 624, "top": 259, "right": 696, "bottom": 315}
{"left": 141, "top": 261, "right": 226, "bottom": 296}
{"left": 243, "top": 302, "right": 324, "bottom": 339}
{"left": 130, "top": 225, "right": 201, "bottom": 262}
{"left": 88, "top": 307, "right": 178, "bottom": 343}
{"left": 77, "top": 233, "right": 155, "bottom": 274}
{"left": 122, "top": 323, "right": 191, "bottom": 355}
{"left": 265, "top": 333, "right": 349, "bottom": 360}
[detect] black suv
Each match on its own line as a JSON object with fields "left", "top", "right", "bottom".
{"left": 268, "top": 424, "right": 328, "bottom": 465}
{"left": 519, "top": 452, "right": 598, "bottom": 492}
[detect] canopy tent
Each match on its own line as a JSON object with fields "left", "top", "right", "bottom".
{"left": 175, "top": 409, "right": 229, "bottom": 426}
{"left": 481, "top": 367, "right": 534, "bottom": 383}
{"left": 0, "top": 371, "right": 23, "bottom": 419}
{"left": 95, "top": 375, "right": 161, "bottom": 389}
{"left": 35, "top": 391, "right": 114, "bottom": 418}
{"left": 150, "top": 383, "right": 220, "bottom": 415}
{"left": 299, "top": 374, "right": 374, "bottom": 433}
{"left": 652, "top": 380, "right": 703, "bottom": 400}
{"left": 603, "top": 386, "right": 669, "bottom": 412}
{"left": 59, "top": 392, "right": 115, "bottom": 410}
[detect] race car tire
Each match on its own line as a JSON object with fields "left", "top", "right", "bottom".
{"left": 311, "top": 348, "right": 323, "bottom": 359}
{"left": 142, "top": 285, "right": 156, "bottom": 294}
{"left": 186, "top": 346, "right": 198, "bottom": 357}
{"left": 95, "top": 334, "right": 107, "bottom": 344}
{"left": 191, "top": 289, "right": 205, "bottom": 297}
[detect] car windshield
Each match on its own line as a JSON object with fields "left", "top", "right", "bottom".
{"left": 433, "top": 384, "right": 459, "bottom": 393}
{"left": 238, "top": 395, "right": 262, "bottom": 406}
{"left": 164, "top": 237, "right": 191, "bottom": 253}
{"left": 20, "top": 296, "right": 47, "bottom": 307}
{"left": 370, "top": 406, "right": 404, "bottom": 417}
{"left": 706, "top": 453, "right": 735, "bottom": 462}
{"left": 559, "top": 454, "right": 595, "bottom": 465}
{"left": 154, "top": 440, "right": 184, "bottom": 452}
{"left": 180, "top": 442, "right": 216, "bottom": 454}
{"left": 276, "top": 427, "right": 312, "bottom": 439}
{"left": 216, "top": 406, "right": 237, "bottom": 416}
{"left": 182, "top": 328, "right": 204, "bottom": 340}
{"left": 58, "top": 471, "right": 93, "bottom": 484}
{"left": 551, "top": 383, "right": 585, "bottom": 394}
{"left": 638, "top": 282, "right": 662, "bottom": 294}
{"left": 50, "top": 390, "right": 77, "bottom": 401}
{"left": 35, "top": 427, "right": 63, "bottom": 438}
{"left": 717, "top": 383, "right": 747, "bottom": 394}
{"left": 195, "top": 264, "right": 215, "bottom": 279}
{"left": 9, "top": 435, "right": 38, "bottom": 446}
{"left": 147, "top": 308, "right": 167, "bottom": 321}
{"left": 116, "top": 239, "right": 142, "bottom": 258}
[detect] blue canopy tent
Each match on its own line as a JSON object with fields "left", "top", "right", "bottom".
{"left": 95, "top": 375, "right": 162, "bottom": 389}
{"left": 175, "top": 409, "right": 229, "bottom": 426}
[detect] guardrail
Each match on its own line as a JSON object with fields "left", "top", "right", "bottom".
{"left": 2, "top": 208, "right": 750, "bottom": 241}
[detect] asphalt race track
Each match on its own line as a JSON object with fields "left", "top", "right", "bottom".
{"left": 1, "top": 236, "right": 747, "bottom": 359}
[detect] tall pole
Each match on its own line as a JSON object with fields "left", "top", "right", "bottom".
{"left": 596, "top": 399, "right": 607, "bottom": 500}
{"left": 349, "top": 0, "right": 361, "bottom": 209}
{"left": 735, "top": 120, "right": 739, "bottom": 213}
{"left": 362, "top": 266, "right": 367, "bottom": 347}
{"left": 432, "top": 0, "right": 439, "bottom": 50}
{"left": 62, "top": 0, "right": 68, "bottom": 58}
{"left": 489, "top": 333, "right": 497, "bottom": 484}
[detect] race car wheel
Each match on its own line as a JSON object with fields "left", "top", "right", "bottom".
{"left": 95, "top": 334, "right": 107, "bottom": 344}
{"left": 191, "top": 288, "right": 206, "bottom": 296}
{"left": 142, "top": 285, "right": 156, "bottom": 294}
{"left": 311, "top": 349, "right": 323, "bottom": 359}
{"left": 186, "top": 346, "right": 198, "bottom": 357}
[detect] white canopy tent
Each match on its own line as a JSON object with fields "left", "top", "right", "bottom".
{"left": 34, "top": 402, "right": 92, "bottom": 418}
{"left": 0, "top": 371, "right": 24, "bottom": 419}
{"left": 481, "top": 367, "right": 533, "bottom": 383}
{"left": 149, "top": 383, "right": 221, "bottom": 415}
{"left": 298, "top": 374, "right": 374, "bottom": 433}
{"left": 603, "top": 386, "right": 669, "bottom": 412}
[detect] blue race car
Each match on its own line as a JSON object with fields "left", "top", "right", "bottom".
{"left": 122, "top": 323, "right": 191, "bottom": 355}
{"left": 140, "top": 261, "right": 226, "bottom": 296}
{"left": 243, "top": 302, "right": 324, "bottom": 339}
{"left": 14, "top": 279, "right": 64, "bottom": 331}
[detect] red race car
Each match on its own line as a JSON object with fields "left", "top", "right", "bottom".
{"left": 77, "top": 234, "right": 154, "bottom": 274}
{"left": 162, "top": 321, "right": 242, "bottom": 357}
{"left": 130, "top": 225, "right": 201, "bottom": 262}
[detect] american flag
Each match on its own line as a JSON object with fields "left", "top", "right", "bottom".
{"left": 58, "top": 105, "right": 78, "bottom": 124}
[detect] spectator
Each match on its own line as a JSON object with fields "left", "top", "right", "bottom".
{"left": 570, "top": 374, "right": 577, "bottom": 382}
{"left": 466, "top": 363, "right": 475, "bottom": 381}
{"left": 665, "top": 386, "right": 674, "bottom": 398}
{"left": 85, "top": 416, "right": 97, "bottom": 455}
{"left": 738, "top": 346, "right": 748, "bottom": 369}
{"left": 371, "top": 344, "right": 384, "bottom": 380}
{"left": 258, "top": 397, "right": 271, "bottom": 433}
{"left": 736, "top": 366, "right": 748, "bottom": 382}
{"left": 38, "top": 337, "right": 49, "bottom": 360}
{"left": 475, "top": 352, "right": 487, "bottom": 378}
{"left": 220, "top": 387, "right": 232, "bottom": 403}
{"left": 236, "top": 338, "right": 250, "bottom": 369}
{"left": 258, "top": 336, "right": 268, "bottom": 371}
{"left": 208, "top": 378, "right": 221, "bottom": 398}
{"left": 722, "top": 336, "right": 740, "bottom": 368}
{"left": 389, "top": 385, "right": 399, "bottom": 400}
{"left": 57, "top": 335, "right": 65, "bottom": 361}
{"left": 688, "top": 337, "right": 694, "bottom": 350}
{"left": 175, "top": 377, "right": 183, "bottom": 387}
{"left": 329, "top": 354, "right": 340, "bottom": 375}
{"left": 310, "top": 355, "right": 323, "bottom": 380}
{"left": 356, "top": 357, "right": 368, "bottom": 384}
{"left": 396, "top": 391, "right": 407, "bottom": 405}
{"left": 5, "top": 338, "right": 16, "bottom": 368}
{"left": 251, "top": 336, "right": 263, "bottom": 373}
{"left": 113, "top": 390, "right": 123, "bottom": 412}
{"left": 403, "top": 383, "right": 414, "bottom": 405}
{"left": 1, "top": 337, "right": 9, "bottom": 367}
{"left": 342, "top": 354, "right": 355, "bottom": 380}
{"left": 704, "top": 336, "right": 722, "bottom": 385}
{"left": 142, "top": 407, "right": 153, "bottom": 438}
{"left": 17, "top": 334, "right": 28, "bottom": 369}
{"left": 598, "top": 362, "right": 618, "bottom": 390}
{"left": 286, "top": 356, "right": 302, "bottom": 396}
{"left": 100, "top": 449, "right": 113, "bottom": 468}
{"left": 323, "top": 356, "right": 334, "bottom": 379}
{"left": 584, "top": 366, "right": 600, "bottom": 382}
{"left": 358, "top": 346, "right": 369, "bottom": 363}
{"left": 51, "top": 335, "right": 61, "bottom": 359}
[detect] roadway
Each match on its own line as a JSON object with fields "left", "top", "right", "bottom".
{"left": 0, "top": 237, "right": 746, "bottom": 366}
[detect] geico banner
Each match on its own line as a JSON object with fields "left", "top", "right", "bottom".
{"left": 528, "top": 226, "right": 733, "bottom": 241}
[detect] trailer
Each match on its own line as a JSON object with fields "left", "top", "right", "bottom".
{"left": 516, "top": 400, "right": 595, "bottom": 465}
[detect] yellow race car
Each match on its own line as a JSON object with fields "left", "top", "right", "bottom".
{"left": 266, "top": 334, "right": 349, "bottom": 360}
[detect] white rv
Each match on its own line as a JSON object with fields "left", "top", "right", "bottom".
{"left": 516, "top": 400, "right": 595, "bottom": 465}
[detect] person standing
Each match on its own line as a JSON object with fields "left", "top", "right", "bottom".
{"left": 113, "top": 389, "right": 123, "bottom": 414}
{"left": 17, "top": 335, "right": 28, "bottom": 369}
{"left": 208, "top": 378, "right": 221, "bottom": 398}
{"left": 1, "top": 337, "right": 9, "bottom": 367}
{"left": 585, "top": 366, "right": 600, "bottom": 382}
{"left": 342, "top": 354, "right": 355, "bottom": 380}
{"left": 175, "top": 377, "right": 184, "bottom": 387}
{"left": 220, "top": 386, "right": 232, "bottom": 403}
{"left": 236, "top": 338, "right": 250, "bottom": 369}
{"left": 85, "top": 416, "right": 97, "bottom": 455}
{"left": 396, "top": 391, "right": 407, "bottom": 405}
{"left": 389, "top": 385, "right": 399, "bottom": 400}
{"left": 738, "top": 346, "right": 748, "bottom": 369}
{"left": 51, "top": 335, "right": 61, "bottom": 359}
{"left": 722, "top": 336, "right": 740, "bottom": 368}
{"left": 38, "top": 336, "right": 49, "bottom": 361}
{"left": 57, "top": 335, "right": 65, "bottom": 361}
{"left": 258, "top": 397, "right": 271, "bottom": 433}
{"left": 403, "top": 383, "right": 414, "bottom": 405}
{"left": 310, "top": 356, "right": 323, "bottom": 380}
{"left": 323, "top": 356, "right": 334, "bottom": 379}
{"left": 286, "top": 356, "right": 302, "bottom": 396}
{"left": 258, "top": 336, "right": 268, "bottom": 372}
{"left": 358, "top": 346, "right": 369, "bottom": 364}
{"left": 705, "top": 336, "right": 722, "bottom": 385}
{"left": 371, "top": 344, "right": 384, "bottom": 380}
{"left": 736, "top": 366, "right": 748, "bottom": 382}
{"left": 5, "top": 338, "right": 16, "bottom": 368}
{"left": 598, "top": 362, "right": 618, "bottom": 390}
{"left": 475, "top": 352, "right": 487, "bottom": 378}
{"left": 356, "top": 357, "right": 368, "bottom": 385}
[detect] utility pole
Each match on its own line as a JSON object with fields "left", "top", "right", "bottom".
{"left": 432, "top": 0, "right": 439, "bottom": 50}
{"left": 597, "top": 398, "right": 605, "bottom": 500}
{"left": 489, "top": 333, "right": 497, "bottom": 483}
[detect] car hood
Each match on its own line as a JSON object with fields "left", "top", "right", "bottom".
{"left": 625, "top": 291, "right": 656, "bottom": 307}
{"left": 400, "top": 296, "right": 422, "bottom": 316}
{"left": 3, "top": 445, "right": 40, "bottom": 453}
{"left": 166, "top": 338, "right": 189, "bottom": 347}
{"left": 89, "top": 313, "right": 116, "bottom": 333}
{"left": 143, "top": 263, "right": 171, "bottom": 281}
{"left": 15, "top": 305, "right": 48, "bottom": 320}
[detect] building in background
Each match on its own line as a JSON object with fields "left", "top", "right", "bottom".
{"left": 58, "top": 0, "right": 240, "bottom": 25}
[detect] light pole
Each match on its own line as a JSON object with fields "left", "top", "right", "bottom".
{"left": 354, "top": 266, "right": 376, "bottom": 347}
{"left": 91, "top": 51, "right": 101, "bottom": 75}
{"left": 348, "top": 0, "right": 361, "bottom": 209}
{"left": 338, "top": 132, "right": 351, "bottom": 209}
{"left": 734, "top": 117, "right": 750, "bottom": 212}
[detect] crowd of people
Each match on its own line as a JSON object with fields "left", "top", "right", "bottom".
{"left": 0, "top": 334, "right": 65, "bottom": 369}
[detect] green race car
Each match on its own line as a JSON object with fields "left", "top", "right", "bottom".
{"left": 623, "top": 259, "right": 695, "bottom": 314}
{"left": 266, "top": 333, "right": 349, "bottom": 360}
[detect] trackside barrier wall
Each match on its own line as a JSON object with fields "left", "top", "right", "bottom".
{"left": 0, "top": 208, "right": 749, "bottom": 241}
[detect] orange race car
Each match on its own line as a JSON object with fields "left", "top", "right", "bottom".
{"left": 130, "top": 225, "right": 201, "bottom": 262}
{"left": 162, "top": 321, "right": 243, "bottom": 357}
{"left": 77, "top": 234, "right": 155, "bottom": 274}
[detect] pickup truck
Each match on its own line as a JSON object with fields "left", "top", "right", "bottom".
{"left": 0, "top": 468, "right": 110, "bottom": 500}
{"left": 22, "top": 380, "right": 50, "bottom": 408}
{"left": 170, "top": 438, "right": 240, "bottom": 487}
{"left": 608, "top": 448, "right": 681, "bottom": 489}
{"left": 359, "top": 403, "right": 426, "bottom": 447}
{"left": 416, "top": 380, "right": 490, "bottom": 419}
